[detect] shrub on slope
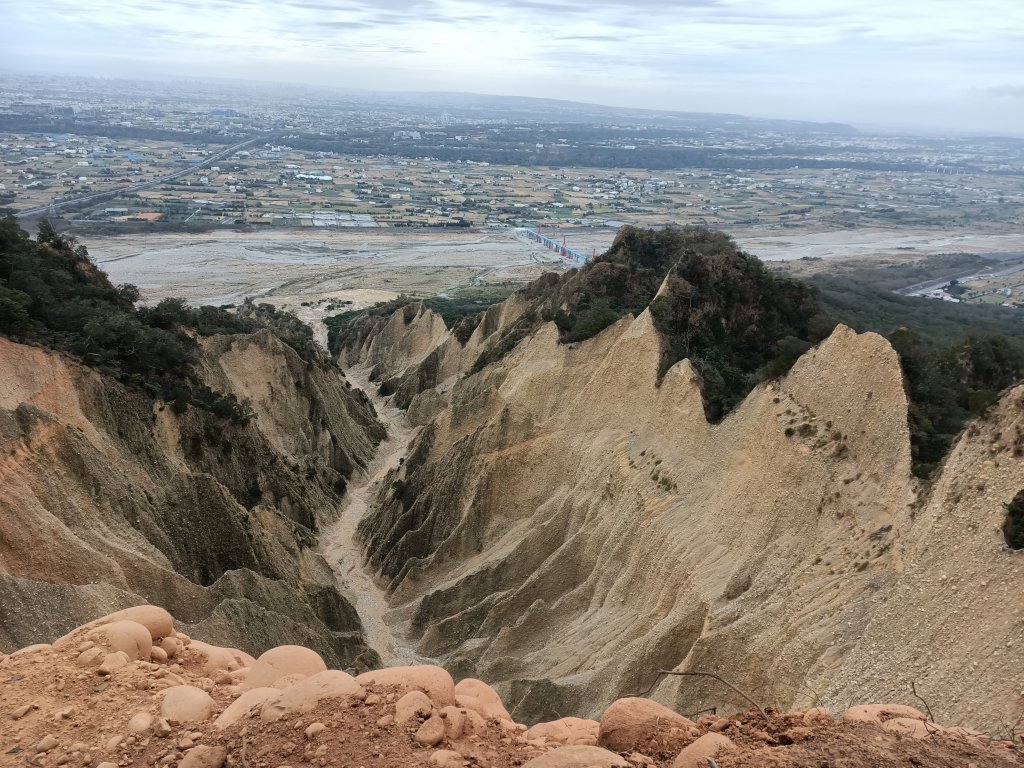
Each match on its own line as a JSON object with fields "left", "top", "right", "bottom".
{"left": 521, "top": 226, "right": 831, "bottom": 421}
{"left": 328, "top": 225, "right": 1024, "bottom": 476}
{"left": 0, "top": 216, "right": 313, "bottom": 420}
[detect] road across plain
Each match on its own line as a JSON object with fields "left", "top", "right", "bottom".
{"left": 14, "top": 136, "right": 265, "bottom": 219}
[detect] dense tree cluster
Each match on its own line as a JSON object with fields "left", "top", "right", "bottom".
{"left": 321, "top": 225, "right": 1024, "bottom": 478}
{"left": 0, "top": 216, "right": 315, "bottom": 421}
{"left": 890, "top": 330, "right": 1024, "bottom": 476}
{"left": 142, "top": 295, "right": 320, "bottom": 367}
{"left": 527, "top": 226, "right": 830, "bottom": 420}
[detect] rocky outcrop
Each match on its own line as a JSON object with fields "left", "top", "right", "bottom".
{"left": 337, "top": 296, "right": 531, "bottom": 419}
{"left": 343, "top": 297, "right": 1024, "bottom": 732}
{"left": 1, "top": 608, "right": 1017, "bottom": 768}
{"left": 340, "top": 301, "right": 449, "bottom": 384}
{"left": 197, "top": 330, "right": 384, "bottom": 529}
{"left": 0, "top": 332, "right": 385, "bottom": 670}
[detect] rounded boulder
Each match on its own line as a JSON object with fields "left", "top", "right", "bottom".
{"left": 242, "top": 645, "right": 326, "bottom": 691}
{"left": 430, "top": 750, "right": 467, "bottom": 768}
{"left": 96, "top": 606, "right": 175, "bottom": 641}
{"left": 598, "top": 697, "right": 695, "bottom": 753}
{"left": 86, "top": 620, "right": 152, "bottom": 661}
{"left": 415, "top": 714, "right": 446, "bottom": 747}
{"left": 883, "top": 717, "right": 933, "bottom": 739}
{"left": 127, "top": 712, "right": 153, "bottom": 734}
{"left": 440, "top": 706, "right": 488, "bottom": 740}
{"left": 526, "top": 717, "right": 600, "bottom": 747}
{"left": 521, "top": 745, "right": 629, "bottom": 768}
{"left": 271, "top": 673, "right": 307, "bottom": 690}
{"left": 179, "top": 745, "right": 227, "bottom": 768}
{"left": 453, "top": 678, "right": 512, "bottom": 721}
{"left": 190, "top": 640, "right": 255, "bottom": 677}
{"left": 356, "top": 665, "right": 455, "bottom": 706}
{"left": 672, "top": 733, "right": 735, "bottom": 768}
{"left": 214, "top": 688, "right": 278, "bottom": 730}
{"left": 160, "top": 685, "right": 215, "bottom": 723}
{"left": 396, "top": 690, "right": 433, "bottom": 724}
{"left": 261, "top": 670, "right": 365, "bottom": 722}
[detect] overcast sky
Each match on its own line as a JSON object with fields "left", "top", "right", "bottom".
{"left": 2, "top": 0, "right": 1023, "bottom": 134}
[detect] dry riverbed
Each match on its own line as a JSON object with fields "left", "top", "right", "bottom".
{"left": 84, "top": 225, "right": 1024, "bottom": 333}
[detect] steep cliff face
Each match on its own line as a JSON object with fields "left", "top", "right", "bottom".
{"left": 338, "top": 301, "right": 449, "bottom": 384}
{"left": 0, "top": 331, "right": 385, "bottom": 671}
{"left": 388, "top": 295, "right": 534, "bottom": 417}
{"left": 342, "top": 298, "right": 1024, "bottom": 731}
{"left": 338, "top": 295, "right": 532, "bottom": 422}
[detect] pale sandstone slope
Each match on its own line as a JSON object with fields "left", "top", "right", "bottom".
{"left": 198, "top": 330, "right": 384, "bottom": 528}
{"left": 825, "top": 385, "right": 1024, "bottom": 730}
{"left": 344, "top": 302, "right": 1024, "bottom": 732}
{"left": 385, "top": 294, "right": 533, "bottom": 417}
{"left": 0, "top": 332, "right": 384, "bottom": 670}
{"left": 342, "top": 302, "right": 449, "bottom": 383}
{"left": 338, "top": 296, "right": 531, "bottom": 421}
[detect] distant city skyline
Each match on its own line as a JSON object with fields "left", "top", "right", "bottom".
{"left": 3, "top": 0, "right": 1023, "bottom": 136}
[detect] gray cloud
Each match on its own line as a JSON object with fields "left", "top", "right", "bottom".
{"left": 320, "top": 20, "right": 377, "bottom": 29}
{"left": 986, "top": 84, "right": 1024, "bottom": 99}
{"left": 553, "top": 35, "right": 621, "bottom": 42}
{"left": 3, "top": 0, "right": 1023, "bottom": 133}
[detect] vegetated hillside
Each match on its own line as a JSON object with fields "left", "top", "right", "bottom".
{"left": 333, "top": 227, "right": 1024, "bottom": 730}
{"left": 0, "top": 219, "right": 387, "bottom": 669}
{"left": 4, "top": 605, "right": 1020, "bottom": 768}
{"left": 0, "top": 216, "right": 323, "bottom": 417}
{"left": 805, "top": 262, "right": 1024, "bottom": 476}
{"left": 330, "top": 227, "right": 831, "bottom": 422}
{"left": 330, "top": 226, "right": 1024, "bottom": 475}
{"left": 807, "top": 260, "right": 1024, "bottom": 347}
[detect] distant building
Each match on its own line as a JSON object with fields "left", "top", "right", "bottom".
{"left": 12, "top": 102, "right": 52, "bottom": 115}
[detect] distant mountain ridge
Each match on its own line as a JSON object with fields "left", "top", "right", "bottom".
{"left": 344, "top": 89, "right": 859, "bottom": 134}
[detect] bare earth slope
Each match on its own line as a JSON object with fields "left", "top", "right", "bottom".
{"left": 1, "top": 606, "right": 1019, "bottom": 768}
{"left": 342, "top": 300, "right": 1024, "bottom": 733}
{"left": 0, "top": 332, "right": 385, "bottom": 670}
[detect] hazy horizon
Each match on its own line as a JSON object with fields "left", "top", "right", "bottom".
{"left": 3, "top": 0, "right": 1023, "bottom": 135}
